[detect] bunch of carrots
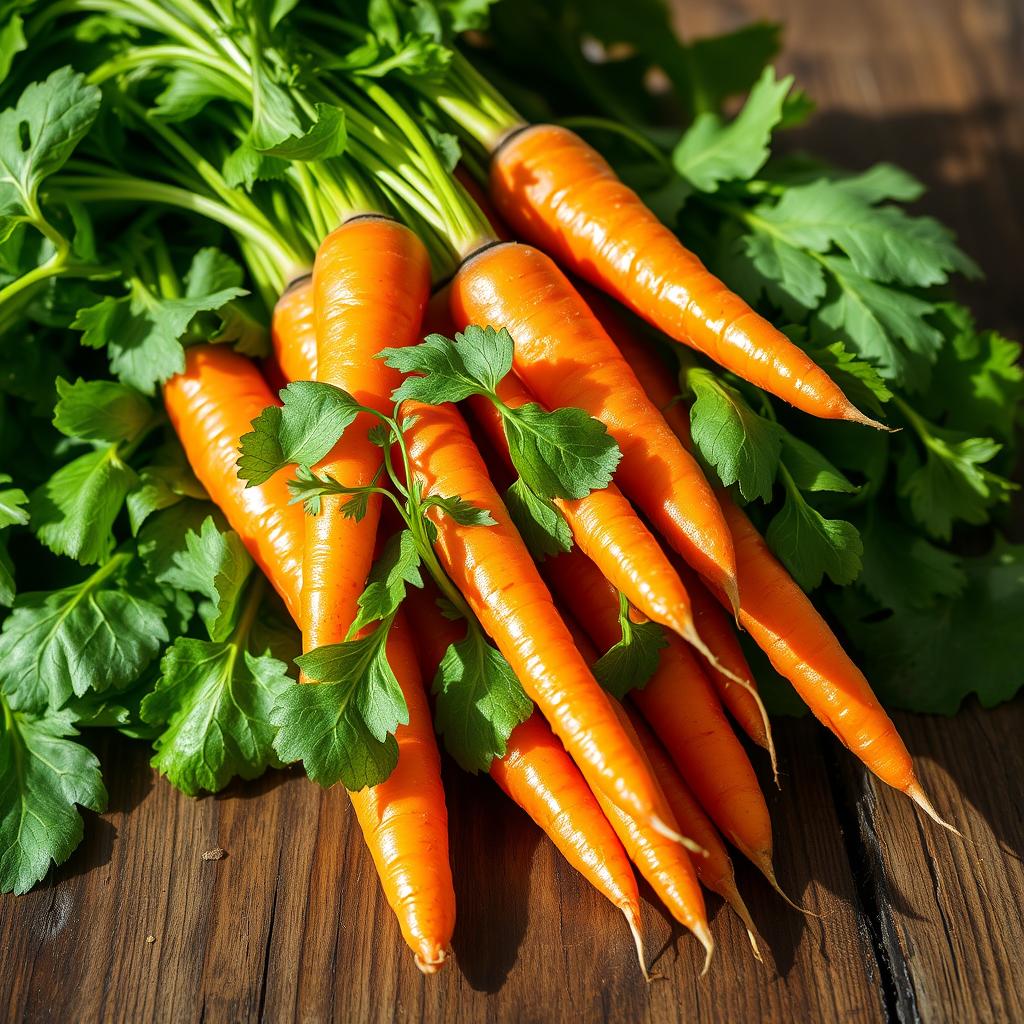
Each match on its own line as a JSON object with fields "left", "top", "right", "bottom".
{"left": 2, "top": 0, "right": 968, "bottom": 976}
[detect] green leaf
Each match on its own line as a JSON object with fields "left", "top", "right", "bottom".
{"left": 0, "top": 472, "right": 29, "bottom": 529}
{"left": 0, "top": 12, "right": 27, "bottom": 84}
{"left": 236, "top": 405, "right": 284, "bottom": 486}
{"left": 278, "top": 381, "right": 362, "bottom": 466}
{"left": 686, "top": 366, "right": 780, "bottom": 501}
{"left": 425, "top": 494, "right": 497, "bottom": 526}
{"left": 157, "top": 517, "right": 253, "bottom": 642}
{"left": 816, "top": 257, "right": 943, "bottom": 386}
{"left": 502, "top": 403, "right": 621, "bottom": 501}
{"left": 257, "top": 103, "right": 347, "bottom": 160}
{"left": 432, "top": 625, "right": 532, "bottom": 772}
{"left": 765, "top": 479, "right": 862, "bottom": 590}
{"left": 805, "top": 341, "right": 892, "bottom": 416}
{"left": 73, "top": 253, "right": 246, "bottom": 394}
{"left": 833, "top": 539, "right": 1024, "bottom": 713}
{"left": 126, "top": 445, "right": 207, "bottom": 534}
{"left": 0, "top": 67, "right": 101, "bottom": 225}
{"left": 671, "top": 66, "right": 791, "bottom": 192}
{"left": 275, "top": 622, "right": 408, "bottom": 789}
{"left": 779, "top": 432, "right": 856, "bottom": 493}
{"left": 349, "top": 529, "right": 423, "bottom": 635}
{"left": 504, "top": 478, "right": 572, "bottom": 560}
{"left": 141, "top": 639, "right": 290, "bottom": 796}
{"left": 0, "top": 558, "right": 167, "bottom": 711}
{"left": 898, "top": 421, "right": 1016, "bottom": 541}
{"left": 0, "top": 701, "right": 107, "bottom": 895}
{"left": 833, "top": 164, "right": 924, "bottom": 204}
{"left": 222, "top": 141, "right": 288, "bottom": 190}
{"left": 136, "top": 499, "right": 223, "bottom": 581}
{"left": 151, "top": 65, "right": 237, "bottom": 122}
{"left": 249, "top": 57, "right": 304, "bottom": 151}
{"left": 739, "top": 228, "right": 826, "bottom": 315}
{"left": 52, "top": 376, "right": 155, "bottom": 444}
{"left": 30, "top": 447, "right": 137, "bottom": 565}
{"left": 385, "top": 326, "right": 513, "bottom": 403}
{"left": 592, "top": 597, "right": 668, "bottom": 700}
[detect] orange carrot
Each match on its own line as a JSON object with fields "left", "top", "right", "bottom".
{"left": 164, "top": 344, "right": 303, "bottom": 621}
{"left": 625, "top": 707, "right": 762, "bottom": 960}
{"left": 489, "top": 125, "right": 878, "bottom": 426}
{"left": 719, "top": 500, "right": 953, "bottom": 828}
{"left": 404, "top": 585, "right": 649, "bottom": 972}
{"left": 304, "top": 215, "right": 430, "bottom": 651}
{"left": 545, "top": 548, "right": 780, "bottom": 887}
{"left": 271, "top": 272, "right": 317, "bottom": 384}
{"left": 402, "top": 397, "right": 681, "bottom": 836}
{"left": 450, "top": 241, "right": 741, "bottom": 611}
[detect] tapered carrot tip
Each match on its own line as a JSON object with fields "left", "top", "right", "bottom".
{"left": 907, "top": 782, "right": 963, "bottom": 837}
{"left": 723, "top": 883, "right": 764, "bottom": 964}
{"left": 722, "top": 576, "right": 742, "bottom": 621}
{"left": 414, "top": 948, "right": 448, "bottom": 975}
{"left": 651, "top": 813, "right": 708, "bottom": 857}
{"left": 694, "top": 922, "right": 715, "bottom": 977}
{"left": 842, "top": 403, "right": 898, "bottom": 432}
{"left": 623, "top": 905, "right": 653, "bottom": 982}
{"left": 749, "top": 852, "right": 822, "bottom": 919}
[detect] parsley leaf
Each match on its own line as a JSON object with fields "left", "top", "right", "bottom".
{"left": 349, "top": 529, "right": 423, "bottom": 636}
{"left": 274, "top": 620, "right": 408, "bottom": 790}
{"left": 592, "top": 594, "right": 668, "bottom": 700}
{"left": 0, "top": 472, "right": 28, "bottom": 606}
{"left": 423, "top": 494, "right": 497, "bottom": 526}
{"left": 52, "top": 376, "right": 156, "bottom": 445}
{"left": 0, "top": 699, "right": 107, "bottom": 895}
{"left": 686, "top": 366, "right": 780, "bottom": 501}
{"left": 140, "top": 639, "right": 290, "bottom": 796}
{"left": 672, "top": 66, "right": 791, "bottom": 193}
{"left": 504, "top": 478, "right": 573, "bottom": 560}
{"left": 256, "top": 103, "right": 347, "bottom": 160}
{"left": 0, "top": 553, "right": 168, "bottom": 711}
{"left": 432, "top": 624, "right": 532, "bottom": 772}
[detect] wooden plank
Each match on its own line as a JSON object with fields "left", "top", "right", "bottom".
{"left": 0, "top": 722, "right": 883, "bottom": 1023}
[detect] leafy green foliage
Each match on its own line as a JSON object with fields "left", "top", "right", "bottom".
{"left": 504, "top": 478, "right": 572, "bottom": 560}
{"left": 432, "top": 624, "right": 532, "bottom": 772}
{"left": 0, "top": 472, "right": 28, "bottom": 606}
{"left": 349, "top": 529, "right": 423, "bottom": 635}
{"left": 52, "top": 377, "right": 155, "bottom": 444}
{"left": 0, "top": 700, "right": 107, "bottom": 895}
{"left": 592, "top": 595, "right": 668, "bottom": 700}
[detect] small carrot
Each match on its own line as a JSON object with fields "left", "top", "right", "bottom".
{"left": 305, "top": 215, "right": 430, "bottom": 650}
{"left": 271, "top": 272, "right": 317, "bottom": 385}
{"left": 488, "top": 124, "right": 880, "bottom": 426}
{"left": 625, "top": 706, "right": 763, "bottom": 961}
{"left": 545, "top": 548, "right": 782, "bottom": 890}
{"left": 402, "top": 397, "right": 681, "bottom": 837}
{"left": 719, "top": 499, "right": 955, "bottom": 830}
{"left": 404, "top": 584, "right": 649, "bottom": 975}
{"left": 450, "top": 241, "right": 741, "bottom": 612}
{"left": 164, "top": 344, "right": 303, "bottom": 621}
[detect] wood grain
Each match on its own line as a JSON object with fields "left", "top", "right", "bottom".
{"left": 2, "top": 0, "right": 1023, "bottom": 1021}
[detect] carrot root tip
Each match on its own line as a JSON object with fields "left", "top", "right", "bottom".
{"left": 651, "top": 813, "right": 707, "bottom": 856}
{"left": 694, "top": 922, "right": 715, "bottom": 977}
{"left": 414, "top": 948, "right": 448, "bottom": 975}
{"left": 842, "top": 403, "right": 898, "bottom": 432}
{"left": 723, "top": 883, "right": 764, "bottom": 964}
{"left": 907, "top": 782, "right": 963, "bottom": 837}
{"left": 749, "top": 852, "right": 822, "bottom": 919}
{"left": 623, "top": 904, "right": 652, "bottom": 982}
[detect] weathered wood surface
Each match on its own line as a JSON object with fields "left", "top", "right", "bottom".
{"left": 2, "top": 0, "right": 1023, "bottom": 1021}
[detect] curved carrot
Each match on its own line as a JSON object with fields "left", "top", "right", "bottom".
{"left": 271, "top": 273, "right": 317, "bottom": 384}
{"left": 305, "top": 215, "right": 430, "bottom": 650}
{"left": 719, "top": 500, "right": 953, "bottom": 829}
{"left": 596, "top": 306, "right": 775, "bottom": 763}
{"left": 402, "top": 398, "right": 680, "bottom": 836}
{"left": 164, "top": 344, "right": 303, "bottom": 621}
{"left": 404, "top": 585, "right": 648, "bottom": 973}
{"left": 450, "top": 241, "right": 740, "bottom": 611}
{"left": 545, "top": 548, "right": 778, "bottom": 885}
{"left": 489, "top": 125, "right": 878, "bottom": 426}
{"left": 349, "top": 610, "right": 456, "bottom": 973}
{"left": 625, "top": 706, "right": 762, "bottom": 961}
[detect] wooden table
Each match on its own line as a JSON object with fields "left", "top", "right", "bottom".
{"left": 3, "top": 1, "right": 1023, "bottom": 1020}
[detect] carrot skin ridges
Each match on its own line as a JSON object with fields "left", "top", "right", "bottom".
{"left": 305, "top": 217, "right": 431, "bottom": 649}
{"left": 402, "top": 398, "right": 673, "bottom": 829}
{"left": 271, "top": 273, "right": 317, "bottom": 384}
{"left": 467, "top": 373, "right": 699, "bottom": 641}
{"left": 349, "top": 611, "right": 456, "bottom": 974}
{"left": 163, "top": 345, "right": 304, "bottom": 621}
{"left": 545, "top": 549, "right": 774, "bottom": 872}
{"left": 721, "top": 499, "right": 919, "bottom": 794}
{"left": 489, "top": 124, "right": 871, "bottom": 425}
{"left": 449, "top": 240, "right": 740, "bottom": 608}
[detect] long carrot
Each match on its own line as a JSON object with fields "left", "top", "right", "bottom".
{"left": 625, "top": 707, "right": 762, "bottom": 961}
{"left": 402, "top": 397, "right": 681, "bottom": 837}
{"left": 565, "top": 622, "right": 712, "bottom": 970}
{"left": 450, "top": 241, "right": 741, "bottom": 611}
{"left": 488, "top": 124, "right": 879, "bottom": 426}
{"left": 719, "top": 500, "right": 955, "bottom": 829}
{"left": 595, "top": 304, "right": 775, "bottom": 766}
{"left": 304, "top": 215, "right": 430, "bottom": 651}
{"left": 164, "top": 344, "right": 303, "bottom": 622}
{"left": 404, "top": 584, "right": 649, "bottom": 975}
{"left": 545, "top": 548, "right": 781, "bottom": 890}
{"left": 271, "top": 272, "right": 317, "bottom": 385}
